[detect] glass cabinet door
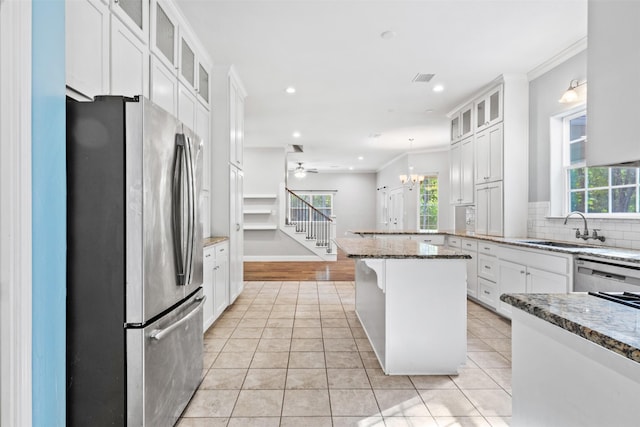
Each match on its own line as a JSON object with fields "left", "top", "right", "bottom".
{"left": 155, "top": 2, "right": 175, "bottom": 65}
{"left": 180, "top": 38, "right": 195, "bottom": 87}
{"left": 198, "top": 64, "right": 209, "bottom": 104}
{"left": 118, "top": 0, "right": 143, "bottom": 31}
{"left": 450, "top": 116, "right": 460, "bottom": 142}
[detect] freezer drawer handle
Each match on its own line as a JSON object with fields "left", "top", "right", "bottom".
{"left": 150, "top": 296, "right": 206, "bottom": 341}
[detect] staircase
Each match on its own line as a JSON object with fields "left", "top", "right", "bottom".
{"left": 279, "top": 186, "right": 337, "bottom": 261}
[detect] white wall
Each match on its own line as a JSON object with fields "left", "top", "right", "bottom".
{"left": 288, "top": 172, "right": 377, "bottom": 237}
{"left": 376, "top": 149, "right": 451, "bottom": 231}
{"left": 528, "top": 50, "right": 587, "bottom": 202}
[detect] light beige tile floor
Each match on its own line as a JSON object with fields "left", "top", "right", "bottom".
{"left": 179, "top": 281, "right": 512, "bottom": 427}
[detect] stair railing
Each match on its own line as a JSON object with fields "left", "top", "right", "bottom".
{"left": 285, "top": 188, "right": 335, "bottom": 253}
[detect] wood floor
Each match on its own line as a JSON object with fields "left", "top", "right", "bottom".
{"left": 244, "top": 249, "right": 356, "bottom": 281}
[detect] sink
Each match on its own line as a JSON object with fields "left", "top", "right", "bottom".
{"left": 519, "top": 240, "right": 597, "bottom": 249}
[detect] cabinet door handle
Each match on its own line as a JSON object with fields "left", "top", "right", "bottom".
{"left": 205, "top": 254, "right": 211, "bottom": 258}
{"left": 483, "top": 290, "right": 491, "bottom": 295}
{"left": 485, "top": 265, "right": 491, "bottom": 270}
{"left": 520, "top": 270, "right": 525, "bottom": 274}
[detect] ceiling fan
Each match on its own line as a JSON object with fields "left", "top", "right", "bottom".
{"left": 293, "top": 162, "right": 318, "bottom": 178}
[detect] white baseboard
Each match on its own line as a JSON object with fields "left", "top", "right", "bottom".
{"left": 244, "top": 255, "right": 325, "bottom": 262}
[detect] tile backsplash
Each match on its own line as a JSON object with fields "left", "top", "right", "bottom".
{"left": 527, "top": 202, "right": 640, "bottom": 250}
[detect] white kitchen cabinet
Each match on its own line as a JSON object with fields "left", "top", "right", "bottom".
{"left": 177, "top": 82, "right": 197, "bottom": 131}
{"left": 213, "top": 242, "right": 229, "bottom": 320}
{"left": 446, "top": 236, "right": 461, "bottom": 248}
{"left": 587, "top": 0, "right": 640, "bottom": 167}
{"left": 229, "top": 74, "right": 246, "bottom": 168}
{"left": 461, "top": 238, "right": 478, "bottom": 298}
{"left": 202, "top": 245, "right": 215, "bottom": 331}
{"left": 202, "top": 240, "right": 230, "bottom": 332}
{"left": 475, "top": 84, "right": 503, "bottom": 132}
{"left": 150, "top": 0, "right": 179, "bottom": 73}
{"left": 178, "top": 33, "right": 196, "bottom": 89}
{"left": 110, "top": 15, "right": 149, "bottom": 98}
{"left": 475, "top": 181, "right": 502, "bottom": 236}
{"left": 66, "top": 0, "right": 110, "bottom": 99}
{"left": 211, "top": 66, "right": 247, "bottom": 304}
{"left": 497, "top": 245, "right": 572, "bottom": 317}
{"left": 150, "top": 55, "right": 178, "bottom": 115}
{"left": 497, "top": 259, "right": 527, "bottom": 317}
{"left": 527, "top": 266, "right": 568, "bottom": 294}
{"left": 449, "top": 137, "right": 474, "bottom": 205}
{"left": 196, "top": 102, "right": 211, "bottom": 192}
{"left": 475, "top": 122, "right": 503, "bottom": 184}
{"left": 449, "top": 103, "right": 473, "bottom": 143}
{"left": 450, "top": 115, "right": 460, "bottom": 143}
{"left": 110, "top": 0, "right": 148, "bottom": 43}
{"left": 478, "top": 277, "right": 498, "bottom": 309}
{"left": 449, "top": 141, "right": 461, "bottom": 204}
{"left": 197, "top": 63, "right": 210, "bottom": 106}
{"left": 229, "top": 166, "right": 244, "bottom": 303}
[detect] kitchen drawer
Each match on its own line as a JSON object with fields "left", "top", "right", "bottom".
{"left": 461, "top": 238, "right": 478, "bottom": 252}
{"left": 478, "top": 278, "right": 498, "bottom": 309}
{"left": 478, "top": 242, "right": 499, "bottom": 256}
{"left": 478, "top": 254, "right": 498, "bottom": 281}
{"left": 411, "top": 234, "right": 445, "bottom": 245}
{"left": 447, "top": 236, "right": 461, "bottom": 248}
{"left": 499, "top": 246, "right": 570, "bottom": 275}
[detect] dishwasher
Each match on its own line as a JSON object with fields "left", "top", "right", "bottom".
{"left": 574, "top": 257, "right": 640, "bottom": 292}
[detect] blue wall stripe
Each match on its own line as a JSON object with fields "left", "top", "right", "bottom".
{"left": 32, "top": 0, "right": 66, "bottom": 425}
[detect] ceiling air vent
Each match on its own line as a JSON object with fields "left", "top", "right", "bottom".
{"left": 412, "top": 73, "right": 435, "bottom": 83}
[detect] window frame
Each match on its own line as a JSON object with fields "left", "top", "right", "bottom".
{"left": 562, "top": 109, "right": 640, "bottom": 217}
{"left": 417, "top": 175, "right": 439, "bottom": 231}
{"left": 288, "top": 192, "right": 334, "bottom": 222}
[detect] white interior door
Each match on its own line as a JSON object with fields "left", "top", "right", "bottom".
{"left": 388, "top": 188, "right": 404, "bottom": 231}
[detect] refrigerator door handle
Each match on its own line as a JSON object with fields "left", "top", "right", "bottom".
{"left": 172, "top": 134, "right": 188, "bottom": 286}
{"left": 184, "top": 135, "right": 196, "bottom": 286}
{"left": 149, "top": 295, "right": 206, "bottom": 341}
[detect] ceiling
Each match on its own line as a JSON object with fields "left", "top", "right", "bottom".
{"left": 177, "top": 0, "right": 588, "bottom": 173}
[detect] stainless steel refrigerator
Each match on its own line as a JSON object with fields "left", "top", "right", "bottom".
{"left": 66, "top": 96, "right": 204, "bottom": 426}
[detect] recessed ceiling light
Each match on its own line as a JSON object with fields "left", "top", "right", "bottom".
{"left": 369, "top": 133, "right": 382, "bottom": 139}
{"left": 285, "top": 87, "right": 296, "bottom": 94}
{"left": 380, "top": 30, "right": 397, "bottom": 40}
{"left": 433, "top": 84, "right": 444, "bottom": 93}
{"left": 358, "top": 156, "right": 364, "bottom": 160}
{"left": 425, "top": 109, "right": 434, "bottom": 114}
{"left": 292, "top": 131, "right": 301, "bottom": 138}
{"left": 349, "top": 166, "right": 354, "bottom": 170}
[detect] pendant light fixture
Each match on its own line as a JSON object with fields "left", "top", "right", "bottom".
{"left": 399, "top": 138, "right": 424, "bottom": 190}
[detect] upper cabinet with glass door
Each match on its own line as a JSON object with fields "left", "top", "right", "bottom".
{"left": 179, "top": 28, "right": 211, "bottom": 107}
{"left": 475, "top": 85, "right": 503, "bottom": 132}
{"left": 449, "top": 103, "right": 474, "bottom": 143}
{"left": 151, "top": 0, "right": 179, "bottom": 74}
{"left": 111, "top": 0, "right": 149, "bottom": 43}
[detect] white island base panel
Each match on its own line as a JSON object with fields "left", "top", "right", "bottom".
{"left": 355, "top": 258, "right": 467, "bottom": 375}
{"left": 511, "top": 310, "right": 640, "bottom": 427}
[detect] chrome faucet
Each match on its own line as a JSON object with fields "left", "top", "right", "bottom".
{"left": 563, "top": 211, "right": 605, "bottom": 242}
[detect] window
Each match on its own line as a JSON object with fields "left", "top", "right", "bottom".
{"left": 418, "top": 176, "right": 438, "bottom": 230}
{"left": 564, "top": 111, "right": 640, "bottom": 214}
{"left": 289, "top": 193, "right": 333, "bottom": 221}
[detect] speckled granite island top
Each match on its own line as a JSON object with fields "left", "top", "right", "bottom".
{"left": 501, "top": 293, "right": 640, "bottom": 363}
{"left": 334, "top": 237, "right": 470, "bottom": 259}
{"left": 349, "top": 229, "right": 640, "bottom": 265}
{"left": 203, "top": 236, "right": 228, "bottom": 247}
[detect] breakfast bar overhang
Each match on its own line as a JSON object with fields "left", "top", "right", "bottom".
{"left": 334, "top": 238, "right": 470, "bottom": 375}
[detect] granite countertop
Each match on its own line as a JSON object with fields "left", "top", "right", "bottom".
{"left": 348, "top": 229, "right": 640, "bottom": 265}
{"left": 334, "top": 237, "right": 471, "bottom": 259}
{"left": 501, "top": 293, "right": 640, "bottom": 364}
{"left": 203, "top": 236, "right": 229, "bottom": 247}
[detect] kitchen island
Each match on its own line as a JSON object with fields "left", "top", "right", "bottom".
{"left": 334, "top": 237, "right": 470, "bottom": 375}
{"left": 501, "top": 293, "right": 640, "bottom": 427}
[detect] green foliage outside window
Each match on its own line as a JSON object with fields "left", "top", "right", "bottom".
{"left": 419, "top": 177, "right": 438, "bottom": 230}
